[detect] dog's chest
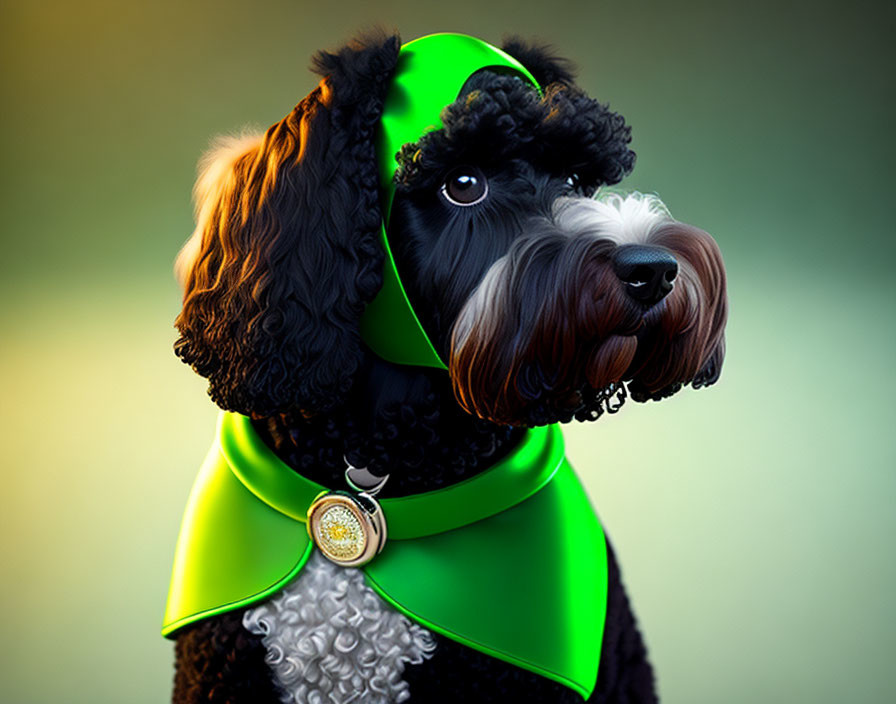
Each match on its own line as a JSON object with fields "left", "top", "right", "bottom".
{"left": 242, "top": 550, "right": 437, "bottom": 704}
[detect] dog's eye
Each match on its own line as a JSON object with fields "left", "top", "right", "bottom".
{"left": 565, "top": 172, "right": 595, "bottom": 197}
{"left": 441, "top": 166, "right": 488, "bottom": 206}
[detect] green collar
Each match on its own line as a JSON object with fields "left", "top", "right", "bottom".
{"left": 163, "top": 413, "right": 608, "bottom": 700}
{"left": 221, "top": 412, "right": 562, "bottom": 538}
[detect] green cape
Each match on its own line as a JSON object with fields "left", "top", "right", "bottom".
{"left": 163, "top": 413, "right": 608, "bottom": 699}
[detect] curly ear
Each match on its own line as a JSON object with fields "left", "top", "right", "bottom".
{"left": 501, "top": 36, "right": 578, "bottom": 88}
{"left": 174, "top": 30, "right": 400, "bottom": 417}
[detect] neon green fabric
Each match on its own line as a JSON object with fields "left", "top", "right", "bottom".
{"left": 359, "top": 33, "right": 541, "bottom": 370}
{"left": 163, "top": 412, "right": 608, "bottom": 699}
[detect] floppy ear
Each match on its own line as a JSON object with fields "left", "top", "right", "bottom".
{"left": 174, "top": 31, "right": 400, "bottom": 417}
{"left": 501, "top": 36, "right": 578, "bottom": 88}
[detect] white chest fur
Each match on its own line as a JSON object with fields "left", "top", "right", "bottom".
{"left": 242, "top": 550, "right": 437, "bottom": 704}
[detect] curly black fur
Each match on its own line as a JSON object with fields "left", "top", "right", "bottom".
{"left": 173, "top": 30, "right": 398, "bottom": 417}
{"left": 173, "top": 611, "right": 283, "bottom": 703}
{"left": 502, "top": 36, "right": 579, "bottom": 88}
{"left": 394, "top": 71, "right": 634, "bottom": 196}
{"left": 255, "top": 353, "right": 522, "bottom": 497}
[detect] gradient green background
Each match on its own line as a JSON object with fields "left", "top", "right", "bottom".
{"left": 2, "top": 1, "right": 893, "bottom": 702}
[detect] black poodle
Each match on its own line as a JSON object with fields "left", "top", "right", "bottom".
{"left": 165, "top": 30, "right": 727, "bottom": 704}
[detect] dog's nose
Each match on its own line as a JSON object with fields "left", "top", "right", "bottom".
{"left": 612, "top": 245, "right": 678, "bottom": 305}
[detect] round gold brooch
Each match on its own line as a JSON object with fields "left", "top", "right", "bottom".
{"left": 306, "top": 461, "right": 388, "bottom": 567}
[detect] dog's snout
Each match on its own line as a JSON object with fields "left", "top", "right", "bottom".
{"left": 612, "top": 245, "right": 678, "bottom": 306}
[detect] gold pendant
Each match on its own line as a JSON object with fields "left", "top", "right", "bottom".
{"left": 306, "top": 460, "right": 388, "bottom": 567}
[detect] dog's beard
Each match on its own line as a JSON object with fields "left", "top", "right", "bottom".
{"left": 449, "top": 195, "right": 727, "bottom": 426}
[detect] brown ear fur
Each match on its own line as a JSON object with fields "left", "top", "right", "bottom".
{"left": 173, "top": 31, "right": 400, "bottom": 417}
